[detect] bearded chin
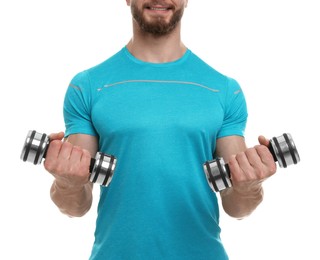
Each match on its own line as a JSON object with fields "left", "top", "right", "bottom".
{"left": 132, "top": 5, "right": 184, "bottom": 37}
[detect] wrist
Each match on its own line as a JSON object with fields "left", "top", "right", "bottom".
{"left": 232, "top": 184, "right": 264, "bottom": 199}
{"left": 53, "top": 179, "right": 85, "bottom": 194}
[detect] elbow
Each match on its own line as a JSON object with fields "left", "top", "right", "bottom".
{"left": 52, "top": 197, "right": 92, "bottom": 218}
{"left": 60, "top": 205, "right": 92, "bottom": 218}
{"left": 224, "top": 205, "right": 259, "bottom": 220}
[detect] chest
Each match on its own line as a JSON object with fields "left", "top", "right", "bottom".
{"left": 91, "top": 81, "right": 224, "bottom": 140}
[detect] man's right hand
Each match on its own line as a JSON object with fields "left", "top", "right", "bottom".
{"left": 44, "top": 132, "right": 92, "bottom": 189}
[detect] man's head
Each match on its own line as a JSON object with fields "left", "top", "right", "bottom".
{"left": 126, "top": 0, "right": 188, "bottom": 37}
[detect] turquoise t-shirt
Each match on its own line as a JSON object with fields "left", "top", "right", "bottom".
{"left": 64, "top": 47, "right": 248, "bottom": 259}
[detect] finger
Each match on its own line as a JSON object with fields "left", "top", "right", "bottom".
{"left": 255, "top": 145, "right": 273, "bottom": 164}
{"left": 44, "top": 140, "right": 63, "bottom": 173}
{"left": 79, "top": 149, "right": 92, "bottom": 176}
{"left": 67, "top": 147, "right": 91, "bottom": 184}
{"left": 80, "top": 149, "right": 92, "bottom": 169}
{"left": 69, "top": 146, "right": 91, "bottom": 172}
{"left": 68, "top": 146, "right": 83, "bottom": 167}
{"left": 46, "top": 139, "right": 63, "bottom": 159}
{"left": 245, "top": 147, "right": 263, "bottom": 166}
{"left": 49, "top": 132, "right": 65, "bottom": 141}
{"left": 228, "top": 153, "right": 249, "bottom": 182}
{"left": 235, "top": 151, "right": 256, "bottom": 180}
{"left": 258, "top": 135, "right": 269, "bottom": 147}
{"left": 255, "top": 145, "right": 277, "bottom": 175}
{"left": 58, "top": 141, "right": 74, "bottom": 160}
{"left": 245, "top": 147, "right": 267, "bottom": 179}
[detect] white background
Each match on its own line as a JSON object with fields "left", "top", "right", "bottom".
{"left": 1, "top": 0, "right": 319, "bottom": 259}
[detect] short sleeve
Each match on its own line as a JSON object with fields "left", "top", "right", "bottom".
{"left": 217, "top": 77, "right": 248, "bottom": 138}
{"left": 63, "top": 71, "right": 98, "bottom": 137}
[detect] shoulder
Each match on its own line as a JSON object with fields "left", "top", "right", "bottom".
{"left": 69, "top": 48, "right": 127, "bottom": 91}
{"left": 187, "top": 50, "right": 241, "bottom": 93}
{"left": 86, "top": 48, "right": 126, "bottom": 76}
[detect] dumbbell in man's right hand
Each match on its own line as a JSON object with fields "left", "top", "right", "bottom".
{"left": 21, "top": 130, "right": 117, "bottom": 187}
{"left": 44, "top": 132, "right": 96, "bottom": 188}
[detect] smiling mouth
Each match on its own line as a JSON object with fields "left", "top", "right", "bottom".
{"left": 148, "top": 7, "right": 170, "bottom": 11}
{"left": 145, "top": 4, "right": 173, "bottom": 11}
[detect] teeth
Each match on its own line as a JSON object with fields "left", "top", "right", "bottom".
{"left": 150, "top": 7, "right": 167, "bottom": 11}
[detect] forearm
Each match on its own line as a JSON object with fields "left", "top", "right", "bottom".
{"left": 221, "top": 184, "right": 264, "bottom": 219}
{"left": 50, "top": 180, "right": 93, "bottom": 217}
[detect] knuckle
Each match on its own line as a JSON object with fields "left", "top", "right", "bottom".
{"left": 50, "top": 139, "right": 59, "bottom": 145}
{"left": 62, "top": 141, "right": 73, "bottom": 150}
{"left": 71, "top": 146, "right": 82, "bottom": 156}
{"left": 255, "top": 168, "right": 265, "bottom": 179}
{"left": 235, "top": 151, "right": 245, "bottom": 161}
{"left": 83, "top": 149, "right": 91, "bottom": 157}
{"left": 258, "top": 145, "right": 270, "bottom": 155}
{"left": 44, "top": 160, "right": 56, "bottom": 173}
{"left": 245, "top": 147, "right": 257, "bottom": 158}
{"left": 49, "top": 140, "right": 61, "bottom": 150}
{"left": 269, "top": 162, "right": 277, "bottom": 174}
{"left": 227, "top": 156, "right": 237, "bottom": 172}
{"left": 247, "top": 147, "right": 256, "bottom": 153}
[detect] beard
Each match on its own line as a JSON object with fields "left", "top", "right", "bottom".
{"left": 131, "top": 1, "right": 184, "bottom": 37}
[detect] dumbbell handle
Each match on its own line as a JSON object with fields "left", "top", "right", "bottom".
{"left": 21, "top": 130, "right": 117, "bottom": 187}
{"left": 204, "top": 133, "right": 300, "bottom": 192}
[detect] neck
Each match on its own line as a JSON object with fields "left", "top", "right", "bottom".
{"left": 126, "top": 22, "right": 187, "bottom": 63}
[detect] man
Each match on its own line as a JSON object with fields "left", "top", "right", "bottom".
{"left": 45, "top": 0, "right": 277, "bottom": 259}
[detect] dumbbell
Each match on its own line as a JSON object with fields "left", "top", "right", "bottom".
{"left": 20, "top": 130, "right": 117, "bottom": 187}
{"left": 203, "top": 133, "right": 300, "bottom": 192}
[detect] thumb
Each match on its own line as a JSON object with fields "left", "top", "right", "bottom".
{"left": 258, "top": 135, "right": 270, "bottom": 147}
{"left": 49, "top": 131, "right": 65, "bottom": 141}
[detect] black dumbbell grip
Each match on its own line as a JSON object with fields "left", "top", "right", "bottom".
{"left": 224, "top": 164, "right": 231, "bottom": 179}
{"left": 89, "top": 158, "right": 96, "bottom": 173}
{"left": 267, "top": 140, "right": 280, "bottom": 164}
